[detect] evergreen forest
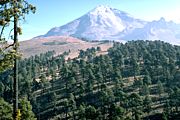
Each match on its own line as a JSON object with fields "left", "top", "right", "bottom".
{"left": 0, "top": 40, "right": 180, "bottom": 120}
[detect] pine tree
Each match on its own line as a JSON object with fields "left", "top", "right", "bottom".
{"left": 143, "top": 95, "right": 152, "bottom": 116}
{"left": 78, "top": 104, "right": 86, "bottom": 120}
{"left": 19, "top": 97, "right": 36, "bottom": 120}
{"left": 0, "top": 98, "right": 12, "bottom": 120}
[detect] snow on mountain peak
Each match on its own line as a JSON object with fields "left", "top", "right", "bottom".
{"left": 90, "top": 5, "right": 113, "bottom": 16}
{"left": 88, "top": 5, "right": 129, "bottom": 32}
{"left": 41, "top": 5, "right": 180, "bottom": 44}
{"left": 43, "top": 5, "right": 146, "bottom": 40}
{"left": 93, "top": 5, "right": 112, "bottom": 11}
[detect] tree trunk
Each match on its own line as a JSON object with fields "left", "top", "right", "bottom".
{"left": 13, "top": 1, "right": 19, "bottom": 119}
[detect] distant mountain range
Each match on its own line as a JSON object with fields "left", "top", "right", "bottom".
{"left": 38, "top": 5, "right": 180, "bottom": 45}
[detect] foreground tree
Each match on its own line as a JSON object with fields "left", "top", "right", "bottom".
{"left": 0, "top": 0, "right": 36, "bottom": 119}
{"left": 0, "top": 0, "right": 36, "bottom": 72}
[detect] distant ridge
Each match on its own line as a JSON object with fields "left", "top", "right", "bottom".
{"left": 20, "top": 36, "right": 113, "bottom": 58}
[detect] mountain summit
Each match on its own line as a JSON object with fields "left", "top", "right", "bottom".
{"left": 42, "top": 5, "right": 145, "bottom": 40}
{"left": 41, "top": 5, "right": 180, "bottom": 44}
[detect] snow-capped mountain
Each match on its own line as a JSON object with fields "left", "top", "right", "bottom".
{"left": 121, "top": 17, "right": 180, "bottom": 44}
{"left": 40, "top": 5, "right": 180, "bottom": 44}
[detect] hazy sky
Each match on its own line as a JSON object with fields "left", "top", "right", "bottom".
{"left": 16, "top": 0, "right": 180, "bottom": 40}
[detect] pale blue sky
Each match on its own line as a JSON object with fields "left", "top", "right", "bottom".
{"left": 15, "top": 0, "right": 180, "bottom": 40}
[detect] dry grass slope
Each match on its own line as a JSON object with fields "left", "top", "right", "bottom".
{"left": 20, "top": 36, "right": 113, "bottom": 58}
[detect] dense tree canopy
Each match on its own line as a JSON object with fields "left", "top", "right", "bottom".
{"left": 0, "top": 40, "right": 180, "bottom": 119}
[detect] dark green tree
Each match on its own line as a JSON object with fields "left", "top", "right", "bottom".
{"left": 143, "top": 75, "right": 152, "bottom": 85}
{"left": 19, "top": 97, "right": 36, "bottom": 120}
{"left": 143, "top": 95, "right": 152, "bottom": 116}
{"left": 0, "top": 98, "right": 12, "bottom": 120}
{"left": 85, "top": 105, "right": 97, "bottom": 119}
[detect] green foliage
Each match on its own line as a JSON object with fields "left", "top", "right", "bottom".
{"left": 0, "top": 40, "right": 180, "bottom": 119}
{"left": 85, "top": 105, "right": 97, "bottom": 119}
{"left": 143, "top": 75, "right": 152, "bottom": 85}
{"left": 0, "top": 97, "right": 12, "bottom": 120}
{"left": 19, "top": 97, "right": 36, "bottom": 120}
{"left": 0, "top": 0, "right": 36, "bottom": 72}
{"left": 140, "top": 84, "right": 150, "bottom": 96}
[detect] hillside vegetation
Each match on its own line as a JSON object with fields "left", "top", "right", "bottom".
{"left": 0, "top": 40, "right": 180, "bottom": 120}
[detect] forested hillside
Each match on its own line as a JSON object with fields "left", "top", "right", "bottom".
{"left": 0, "top": 40, "right": 180, "bottom": 120}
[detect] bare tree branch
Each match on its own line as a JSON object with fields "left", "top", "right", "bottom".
{"left": 0, "top": 22, "right": 8, "bottom": 40}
